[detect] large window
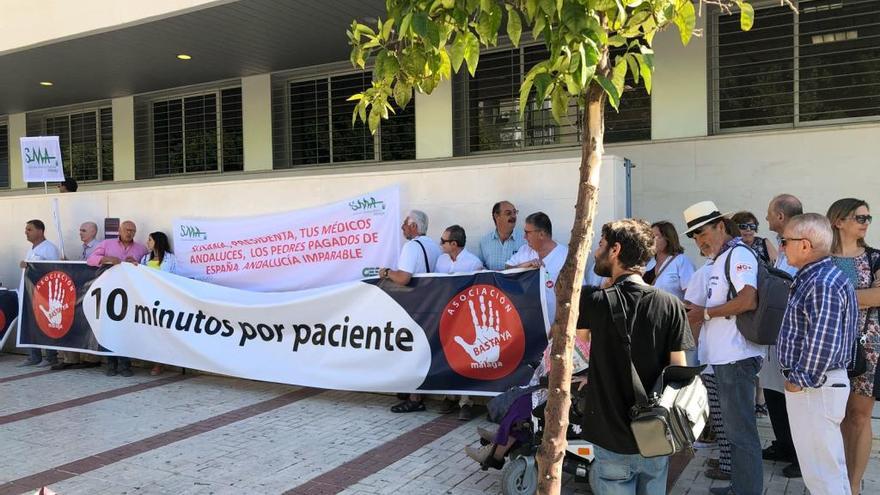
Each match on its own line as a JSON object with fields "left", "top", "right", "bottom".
{"left": 40, "top": 108, "right": 112, "bottom": 182}
{"left": 711, "top": 0, "right": 880, "bottom": 131}
{"left": 275, "top": 71, "right": 415, "bottom": 169}
{"left": 0, "top": 121, "right": 8, "bottom": 188}
{"left": 453, "top": 44, "right": 651, "bottom": 155}
{"left": 149, "top": 88, "right": 243, "bottom": 176}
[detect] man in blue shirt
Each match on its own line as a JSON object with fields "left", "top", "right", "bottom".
{"left": 778, "top": 213, "right": 858, "bottom": 495}
{"left": 477, "top": 201, "right": 525, "bottom": 270}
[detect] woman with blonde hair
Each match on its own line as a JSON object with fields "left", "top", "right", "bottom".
{"left": 828, "top": 198, "right": 880, "bottom": 495}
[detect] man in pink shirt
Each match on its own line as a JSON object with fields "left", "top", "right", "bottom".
{"left": 87, "top": 220, "right": 148, "bottom": 377}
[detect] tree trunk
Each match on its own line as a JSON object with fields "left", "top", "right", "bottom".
{"left": 535, "top": 77, "right": 607, "bottom": 493}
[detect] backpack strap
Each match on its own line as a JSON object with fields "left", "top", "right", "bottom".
{"left": 413, "top": 239, "right": 430, "bottom": 272}
{"left": 724, "top": 243, "right": 759, "bottom": 301}
{"left": 603, "top": 284, "right": 651, "bottom": 410}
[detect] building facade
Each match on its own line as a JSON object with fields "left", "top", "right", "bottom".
{"left": 0, "top": 0, "right": 877, "bottom": 284}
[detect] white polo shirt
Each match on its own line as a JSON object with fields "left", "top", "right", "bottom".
{"left": 26, "top": 240, "right": 61, "bottom": 261}
{"left": 684, "top": 261, "right": 712, "bottom": 371}
{"left": 653, "top": 254, "right": 695, "bottom": 300}
{"left": 435, "top": 249, "right": 484, "bottom": 274}
{"left": 397, "top": 235, "right": 442, "bottom": 274}
{"left": 507, "top": 243, "right": 568, "bottom": 330}
{"left": 702, "top": 243, "right": 765, "bottom": 365}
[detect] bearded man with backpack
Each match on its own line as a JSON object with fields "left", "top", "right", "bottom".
{"left": 682, "top": 201, "right": 764, "bottom": 495}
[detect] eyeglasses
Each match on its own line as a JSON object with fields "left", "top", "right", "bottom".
{"left": 737, "top": 223, "right": 759, "bottom": 232}
{"left": 850, "top": 214, "right": 873, "bottom": 225}
{"left": 500, "top": 209, "right": 519, "bottom": 216}
{"left": 780, "top": 237, "right": 808, "bottom": 247}
{"left": 440, "top": 238, "right": 454, "bottom": 244}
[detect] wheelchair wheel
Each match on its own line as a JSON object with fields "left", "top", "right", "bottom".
{"left": 501, "top": 454, "right": 538, "bottom": 495}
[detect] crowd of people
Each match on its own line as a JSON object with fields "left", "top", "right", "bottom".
{"left": 12, "top": 188, "right": 879, "bottom": 494}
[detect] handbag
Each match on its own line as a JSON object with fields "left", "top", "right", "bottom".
{"left": 605, "top": 283, "right": 709, "bottom": 458}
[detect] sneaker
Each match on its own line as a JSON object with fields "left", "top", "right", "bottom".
{"left": 782, "top": 463, "right": 802, "bottom": 478}
{"left": 105, "top": 367, "right": 118, "bottom": 377}
{"left": 458, "top": 404, "right": 474, "bottom": 420}
{"left": 119, "top": 368, "right": 134, "bottom": 377}
{"left": 17, "top": 360, "right": 41, "bottom": 367}
{"left": 705, "top": 467, "right": 731, "bottom": 480}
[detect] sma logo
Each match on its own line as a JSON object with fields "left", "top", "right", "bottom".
{"left": 349, "top": 197, "right": 385, "bottom": 212}
{"left": 179, "top": 225, "right": 208, "bottom": 240}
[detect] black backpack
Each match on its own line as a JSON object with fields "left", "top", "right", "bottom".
{"left": 724, "top": 244, "right": 794, "bottom": 345}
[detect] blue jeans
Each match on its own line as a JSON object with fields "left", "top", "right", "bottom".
{"left": 589, "top": 445, "right": 669, "bottom": 495}
{"left": 28, "top": 348, "right": 57, "bottom": 363}
{"left": 714, "top": 356, "right": 763, "bottom": 495}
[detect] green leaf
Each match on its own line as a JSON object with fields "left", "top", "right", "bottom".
{"left": 425, "top": 19, "right": 442, "bottom": 47}
{"left": 442, "top": 0, "right": 455, "bottom": 8}
{"left": 368, "top": 106, "right": 381, "bottom": 134}
{"left": 561, "top": 3, "right": 588, "bottom": 35}
{"left": 639, "top": 45, "right": 655, "bottom": 70}
{"left": 608, "top": 34, "right": 626, "bottom": 47}
{"left": 534, "top": 73, "right": 553, "bottom": 103}
{"left": 674, "top": 0, "right": 696, "bottom": 46}
{"left": 450, "top": 33, "right": 467, "bottom": 72}
{"left": 525, "top": 0, "right": 538, "bottom": 21}
{"left": 346, "top": 93, "right": 363, "bottom": 101}
{"left": 551, "top": 87, "right": 568, "bottom": 124}
{"left": 588, "top": 0, "right": 617, "bottom": 10}
{"left": 399, "top": 12, "right": 413, "bottom": 40}
{"left": 381, "top": 18, "right": 394, "bottom": 41}
{"left": 463, "top": 31, "right": 481, "bottom": 76}
{"left": 518, "top": 76, "right": 535, "bottom": 118}
{"left": 625, "top": 53, "right": 640, "bottom": 84}
{"left": 419, "top": 74, "right": 438, "bottom": 93}
{"left": 539, "top": 0, "right": 555, "bottom": 16}
{"left": 595, "top": 74, "right": 620, "bottom": 110}
{"left": 533, "top": 13, "right": 547, "bottom": 40}
{"left": 480, "top": 0, "right": 493, "bottom": 13}
{"left": 611, "top": 57, "right": 627, "bottom": 99}
{"left": 393, "top": 81, "right": 413, "bottom": 109}
{"left": 476, "top": 4, "right": 503, "bottom": 45}
{"left": 506, "top": 6, "right": 523, "bottom": 47}
{"left": 438, "top": 48, "right": 452, "bottom": 79}
{"left": 412, "top": 12, "right": 429, "bottom": 38}
{"left": 738, "top": 1, "right": 755, "bottom": 31}
{"left": 635, "top": 54, "right": 652, "bottom": 93}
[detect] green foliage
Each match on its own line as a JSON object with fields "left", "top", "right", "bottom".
{"left": 347, "top": 0, "right": 755, "bottom": 133}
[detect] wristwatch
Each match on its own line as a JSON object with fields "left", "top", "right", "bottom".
{"left": 703, "top": 308, "right": 711, "bottom": 322}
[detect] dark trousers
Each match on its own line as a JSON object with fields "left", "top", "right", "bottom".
{"left": 766, "top": 388, "right": 798, "bottom": 463}
{"left": 107, "top": 356, "right": 131, "bottom": 370}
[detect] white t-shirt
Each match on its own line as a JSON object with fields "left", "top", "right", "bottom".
{"left": 435, "top": 249, "right": 484, "bottom": 274}
{"left": 397, "top": 235, "right": 442, "bottom": 274}
{"left": 653, "top": 254, "right": 695, "bottom": 300}
{"left": 702, "top": 243, "right": 765, "bottom": 365}
{"left": 684, "top": 261, "right": 712, "bottom": 371}
{"left": 507, "top": 243, "right": 568, "bottom": 330}
{"left": 26, "top": 240, "right": 61, "bottom": 261}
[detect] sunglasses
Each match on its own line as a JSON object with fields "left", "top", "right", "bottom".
{"left": 851, "top": 214, "right": 873, "bottom": 225}
{"left": 780, "top": 237, "right": 808, "bottom": 247}
{"left": 686, "top": 225, "right": 710, "bottom": 239}
{"left": 440, "top": 238, "right": 454, "bottom": 244}
{"left": 737, "top": 223, "right": 758, "bottom": 232}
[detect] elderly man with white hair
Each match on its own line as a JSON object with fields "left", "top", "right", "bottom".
{"left": 778, "top": 213, "right": 858, "bottom": 495}
{"left": 378, "top": 210, "right": 441, "bottom": 413}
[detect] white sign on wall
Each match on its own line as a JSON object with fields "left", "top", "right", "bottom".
{"left": 20, "top": 136, "right": 65, "bottom": 183}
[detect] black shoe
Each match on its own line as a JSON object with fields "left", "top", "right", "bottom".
{"left": 119, "top": 368, "right": 133, "bottom": 377}
{"left": 458, "top": 404, "right": 474, "bottom": 420}
{"left": 106, "top": 367, "right": 118, "bottom": 377}
{"left": 762, "top": 442, "right": 793, "bottom": 462}
{"left": 782, "top": 463, "right": 802, "bottom": 478}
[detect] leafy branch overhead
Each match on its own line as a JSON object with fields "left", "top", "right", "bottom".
{"left": 347, "top": 0, "right": 755, "bottom": 133}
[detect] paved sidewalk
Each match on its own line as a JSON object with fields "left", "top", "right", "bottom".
{"left": 0, "top": 352, "right": 878, "bottom": 495}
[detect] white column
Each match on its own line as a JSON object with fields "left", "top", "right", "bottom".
{"left": 650, "top": 16, "right": 708, "bottom": 140}
{"left": 8, "top": 113, "right": 27, "bottom": 189}
{"left": 242, "top": 73, "right": 273, "bottom": 171}
{"left": 415, "top": 79, "right": 453, "bottom": 159}
{"left": 112, "top": 96, "right": 136, "bottom": 181}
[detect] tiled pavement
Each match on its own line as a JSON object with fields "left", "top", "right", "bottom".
{"left": 1, "top": 352, "right": 879, "bottom": 495}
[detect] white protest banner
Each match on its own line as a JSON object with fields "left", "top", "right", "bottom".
{"left": 20, "top": 263, "right": 549, "bottom": 395}
{"left": 20, "top": 136, "right": 65, "bottom": 183}
{"left": 173, "top": 186, "right": 400, "bottom": 292}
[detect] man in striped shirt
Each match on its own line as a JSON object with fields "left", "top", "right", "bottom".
{"left": 778, "top": 213, "right": 858, "bottom": 495}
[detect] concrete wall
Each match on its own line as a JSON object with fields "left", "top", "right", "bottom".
{"left": 0, "top": 153, "right": 626, "bottom": 287}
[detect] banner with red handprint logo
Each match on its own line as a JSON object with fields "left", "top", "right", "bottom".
{"left": 20, "top": 262, "right": 548, "bottom": 395}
